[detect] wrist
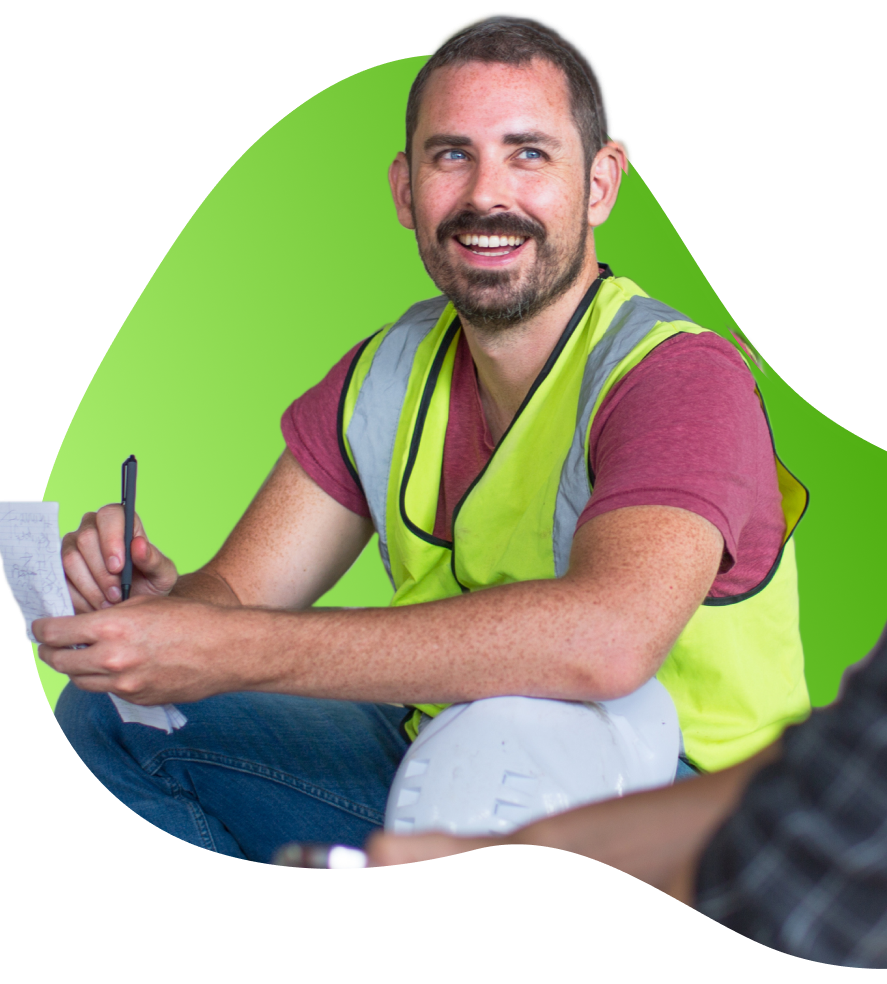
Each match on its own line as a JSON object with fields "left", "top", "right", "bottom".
{"left": 222, "top": 605, "right": 310, "bottom": 694}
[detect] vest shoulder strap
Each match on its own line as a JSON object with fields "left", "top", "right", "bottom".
{"left": 552, "top": 294, "right": 702, "bottom": 574}
{"left": 343, "top": 295, "right": 450, "bottom": 578}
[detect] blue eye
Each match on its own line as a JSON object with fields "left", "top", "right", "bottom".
{"left": 442, "top": 149, "right": 468, "bottom": 161}
{"left": 517, "top": 148, "right": 543, "bottom": 159}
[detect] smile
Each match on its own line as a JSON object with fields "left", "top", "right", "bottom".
{"left": 454, "top": 233, "right": 528, "bottom": 257}
{"left": 453, "top": 232, "right": 531, "bottom": 260}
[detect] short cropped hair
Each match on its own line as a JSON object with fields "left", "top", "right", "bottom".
{"left": 405, "top": 17, "right": 608, "bottom": 168}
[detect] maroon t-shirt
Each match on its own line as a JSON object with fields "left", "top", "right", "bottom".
{"left": 280, "top": 330, "right": 785, "bottom": 598}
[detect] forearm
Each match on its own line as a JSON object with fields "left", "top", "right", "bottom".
{"left": 221, "top": 573, "right": 676, "bottom": 703}
{"left": 48, "top": 503, "right": 721, "bottom": 707}
{"left": 509, "top": 743, "right": 781, "bottom": 902}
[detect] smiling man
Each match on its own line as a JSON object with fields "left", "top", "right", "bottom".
{"left": 41, "top": 17, "right": 810, "bottom": 861}
{"left": 404, "top": 59, "right": 594, "bottom": 335}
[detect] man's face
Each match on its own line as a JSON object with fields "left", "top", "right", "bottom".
{"left": 396, "top": 59, "right": 593, "bottom": 330}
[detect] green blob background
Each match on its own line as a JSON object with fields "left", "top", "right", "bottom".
{"left": 40, "top": 57, "right": 887, "bottom": 710}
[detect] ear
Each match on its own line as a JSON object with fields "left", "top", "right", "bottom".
{"left": 588, "top": 140, "right": 628, "bottom": 228}
{"left": 389, "top": 152, "right": 415, "bottom": 230}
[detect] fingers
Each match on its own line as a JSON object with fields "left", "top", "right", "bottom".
{"left": 38, "top": 645, "right": 136, "bottom": 698}
{"left": 94, "top": 503, "right": 131, "bottom": 575}
{"left": 34, "top": 596, "right": 214, "bottom": 706}
{"left": 61, "top": 508, "right": 123, "bottom": 610}
{"left": 97, "top": 506, "right": 177, "bottom": 594}
{"left": 61, "top": 506, "right": 177, "bottom": 608}
{"left": 65, "top": 577, "right": 93, "bottom": 614}
{"left": 33, "top": 613, "right": 97, "bottom": 649}
{"left": 130, "top": 533, "right": 178, "bottom": 596}
{"left": 35, "top": 612, "right": 140, "bottom": 699}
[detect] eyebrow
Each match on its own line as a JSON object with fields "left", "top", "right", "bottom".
{"left": 423, "top": 130, "right": 563, "bottom": 153}
{"left": 502, "top": 130, "right": 562, "bottom": 151}
{"left": 424, "top": 134, "right": 472, "bottom": 152}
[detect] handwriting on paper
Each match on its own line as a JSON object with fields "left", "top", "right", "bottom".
{"left": 0, "top": 502, "right": 187, "bottom": 733}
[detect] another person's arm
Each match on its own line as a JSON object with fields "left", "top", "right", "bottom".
{"left": 365, "top": 742, "right": 782, "bottom": 903}
{"left": 375, "top": 632, "right": 887, "bottom": 967}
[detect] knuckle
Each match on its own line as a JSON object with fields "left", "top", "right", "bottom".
{"left": 101, "top": 619, "right": 127, "bottom": 643}
{"left": 103, "top": 650, "right": 128, "bottom": 674}
{"left": 102, "top": 620, "right": 130, "bottom": 643}
{"left": 61, "top": 549, "right": 77, "bottom": 574}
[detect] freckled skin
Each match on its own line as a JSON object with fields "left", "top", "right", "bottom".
{"left": 37, "top": 59, "right": 723, "bottom": 720}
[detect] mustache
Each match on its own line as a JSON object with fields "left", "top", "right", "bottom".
{"left": 436, "top": 210, "right": 546, "bottom": 246}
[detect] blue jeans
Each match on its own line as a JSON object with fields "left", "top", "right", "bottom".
{"left": 56, "top": 684, "right": 698, "bottom": 863}
{"left": 676, "top": 755, "right": 701, "bottom": 780}
{"left": 55, "top": 684, "right": 409, "bottom": 863}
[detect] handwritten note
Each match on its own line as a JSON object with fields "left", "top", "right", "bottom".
{"left": 0, "top": 502, "right": 187, "bottom": 734}
{"left": 0, "top": 502, "right": 71, "bottom": 641}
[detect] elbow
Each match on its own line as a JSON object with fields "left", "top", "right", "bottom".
{"left": 561, "top": 637, "right": 664, "bottom": 702}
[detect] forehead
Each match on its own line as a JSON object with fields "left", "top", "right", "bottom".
{"left": 417, "top": 58, "right": 575, "bottom": 141}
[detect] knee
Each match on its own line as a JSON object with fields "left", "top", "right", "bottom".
{"left": 55, "top": 683, "right": 119, "bottom": 756}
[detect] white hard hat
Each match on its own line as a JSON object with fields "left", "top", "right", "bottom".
{"left": 385, "top": 678, "right": 680, "bottom": 837}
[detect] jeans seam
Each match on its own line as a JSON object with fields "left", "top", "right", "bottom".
{"left": 153, "top": 769, "right": 220, "bottom": 852}
{"left": 141, "top": 749, "right": 386, "bottom": 825}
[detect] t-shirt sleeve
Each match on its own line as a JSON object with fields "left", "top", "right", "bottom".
{"left": 280, "top": 342, "right": 371, "bottom": 518}
{"left": 578, "top": 332, "right": 785, "bottom": 590}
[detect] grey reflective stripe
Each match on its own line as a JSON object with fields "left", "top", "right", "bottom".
{"left": 346, "top": 295, "right": 450, "bottom": 582}
{"left": 552, "top": 296, "right": 690, "bottom": 576}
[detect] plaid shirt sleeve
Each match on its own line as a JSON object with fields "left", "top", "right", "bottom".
{"left": 694, "top": 626, "right": 887, "bottom": 967}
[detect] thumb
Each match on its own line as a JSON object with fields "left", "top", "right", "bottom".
{"left": 131, "top": 535, "right": 178, "bottom": 594}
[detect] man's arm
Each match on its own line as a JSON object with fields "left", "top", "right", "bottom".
{"left": 36, "top": 477, "right": 722, "bottom": 705}
{"left": 173, "top": 449, "right": 375, "bottom": 609}
{"left": 59, "top": 449, "right": 374, "bottom": 612}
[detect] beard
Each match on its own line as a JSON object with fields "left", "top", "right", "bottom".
{"left": 414, "top": 207, "right": 589, "bottom": 332}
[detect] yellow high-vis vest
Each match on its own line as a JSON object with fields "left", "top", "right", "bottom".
{"left": 339, "top": 273, "right": 811, "bottom": 771}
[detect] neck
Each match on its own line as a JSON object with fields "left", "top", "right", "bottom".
{"left": 457, "top": 248, "right": 602, "bottom": 444}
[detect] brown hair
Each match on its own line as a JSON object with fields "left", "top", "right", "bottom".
{"left": 405, "top": 16, "right": 608, "bottom": 167}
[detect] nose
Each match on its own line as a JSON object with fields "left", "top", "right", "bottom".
{"left": 464, "top": 155, "right": 512, "bottom": 214}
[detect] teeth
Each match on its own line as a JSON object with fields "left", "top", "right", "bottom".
{"left": 456, "top": 234, "right": 527, "bottom": 248}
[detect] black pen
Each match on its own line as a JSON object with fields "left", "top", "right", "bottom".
{"left": 120, "top": 455, "right": 138, "bottom": 600}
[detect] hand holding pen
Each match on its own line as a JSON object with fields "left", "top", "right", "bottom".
{"left": 59, "top": 456, "right": 179, "bottom": 613}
